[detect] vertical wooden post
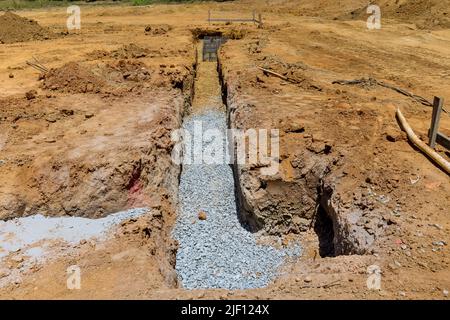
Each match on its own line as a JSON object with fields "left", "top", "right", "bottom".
{"left": 258, "top": 13, "right": 263, "bottom": 28}
{"left": 208, "top": 10, "right": 211, "bottom": 25}
{"left": 252, "top": 10, "right": 256, "bottom": 25}
{"left": 429, "top": 96, "right": 443, "bottom": 148}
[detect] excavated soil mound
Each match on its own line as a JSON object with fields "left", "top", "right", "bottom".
{"left": 340, "top": 0, "right": 450, "bottom": 29}
{"left": 104, "top": 60, "right": 152, "bottom": 82}
{"left": 190, "top": 27, "right": 246, "bottom": 40}
{"left": 144, "top": 24, "right": 171, "bottom": 35}
{"left": 110, "top": 44, "right": 149, "bottom": 59}
{"left": 42, "top": 60, "right": 188, "bottom": 94}
{"left": 0, "top": 12, "right": 55, "bottom": 44}
{"left": 89, "top": 44, "right": 152, "bottom": 60}
{"left": 392, "top": 0, "right": 450, "bottom": 29}
{"left": 42, "top": 62, "right": 106, "bottom": 94}
{"left": 270, "top": 0, "right": 450, "bottom": 29}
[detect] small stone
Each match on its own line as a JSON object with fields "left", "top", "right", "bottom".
{"left": 85, "top": 113, "right": 94, "bottom": 119}
{"left": 388, "top": 263, "right": 398, "bottom": 270}
{"left": 44, "top": 138, "right": 56, "bottom": 143}
{"left": 86, "top": 83, "right": 94, "bottom": 92}
{"left": 0, "top": 268, "right": 11, "bottom": 278}
{"left": 256, "top": 75, "right": 265, "bottom": 83}
{"left": 400, "top": 244, "right": 408, "bottom": 250}
{"left": 198, "top": 210, "right": 207, "bottom": 221}
{"left": 385, "top": 128, "right": 400, "bottom": 142}
{"left": 443, "top": 289, "right": 448, "bottom": 297}
{"left": 12, "top": 255, "right": 24, "bottom": 263}
{"left": 418, "top": 261, "right": 428, "bottom": 268}
{"left": 399, "top": 291, "right": 406, "bottom": 297}
{"left": 45, "top": 114, "right": 58, "bottom": 123}
{"left": 25, "top": 90, "right": 37, "bottom": 100}
{"left": 61, "top": 109, "right": 74, "bottom": 116}
{"left": 304, "top": 276, "right": 312, "bottom": 283}
{"left": 9, "top": 73, "right": 14, "bottom": 78}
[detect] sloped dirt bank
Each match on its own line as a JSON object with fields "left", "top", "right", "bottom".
{"left": 0, "top": 90, "right": 185, "bottom": 220}
{"left": 266, "top": 0, "right": 450, "bottom": 30}
{"left": 0, "top": 53, "right": 195, "bottom": 220}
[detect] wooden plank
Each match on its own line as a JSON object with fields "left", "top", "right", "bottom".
{"left": 429, "top": 96, "right": 444, "bottom": 148}
{"left": 427, "top": 130, "right": 450, "bottom": 150}
{"left": 206, "top": 11, "right": 261, "bottom": 25}
{"left": 436, "top": 132, "right": 450, "bottom": 150}
{"left": 207, "top": 18, "right": 256, "bottom": 22}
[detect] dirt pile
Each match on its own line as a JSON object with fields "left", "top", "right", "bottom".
{"left": 0, "top": 12, "right": 55, "bottom": 44}
{"left": 110, "top": 44, "right": 149, "bottom": 59}
{"left": 42, "top": 60, "right": 192, "bottom": 95}
{"left": 144, "top": 24, "right": 171, "bottom": 35}
{"left": 387, "top": 0, "right": 450, "bottom": 29}
{"left": 267, "top": 0, "right": 450, "bottom": 29}
{"left": 342, "top": 0, "right": 450, "bottom": 29}
{"left": 42, "top": 62, "right": 106, "bottom": 94}
{"left": 256, "top": 57, "right": 319, "bottom": 91}
{"left": 105, "top": 60, "right": 152, "bottom": 82}
{"left": 190, "top": 27, "right": 246, "bottom": 40}
{"left": 89, "top": 44, "right": 152, "bottom": 60}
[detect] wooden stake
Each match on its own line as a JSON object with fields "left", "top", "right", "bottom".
{"left": 429, "top": 96, "right": 443, "bottom": 148}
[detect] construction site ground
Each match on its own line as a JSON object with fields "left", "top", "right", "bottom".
{"left": 0, "top": 0, "right": 449, "bottom": 299}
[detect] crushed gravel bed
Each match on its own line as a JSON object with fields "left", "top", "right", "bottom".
{"left": 173, "top": 110, "right": 301, "bottom": 290}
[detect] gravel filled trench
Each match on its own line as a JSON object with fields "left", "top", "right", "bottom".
{"left": 173, "top": 110, "right": 301, "bottom": 290}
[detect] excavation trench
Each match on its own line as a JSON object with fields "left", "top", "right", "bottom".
{"left": 172, "top": 39, "right": 300, "bottom": 290}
